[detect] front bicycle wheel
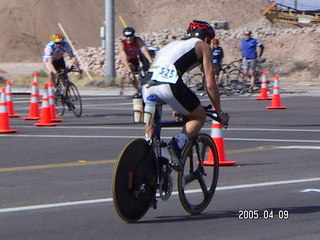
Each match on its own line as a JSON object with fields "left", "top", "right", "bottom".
{"left": 112, "top": 139, "right": 157, "bottom": 223}
{"left": 178, "top": 133, "right": 219, "bottom": 214}
{"left": 66, "top": 82, "right": 82, "bottom": 117}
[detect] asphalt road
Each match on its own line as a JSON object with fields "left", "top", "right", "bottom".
{"left": 0, "top": 91, "right": 319, "bottom": 240}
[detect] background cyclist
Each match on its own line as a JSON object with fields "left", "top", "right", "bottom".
{"left": 43, "top": 33, "right": 79, "bottom": 88}
{"left": 241, "top": 29, "right": 264, "bottom": 91}
{"left": 118, "top": 27, "right": 153, "bottom": 95}
{"left": 142, "top": 20, "right": 229, "bottom": 171}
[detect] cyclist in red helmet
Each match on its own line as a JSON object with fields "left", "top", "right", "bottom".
{"left": 118, "top": 27, "right": 153, "bottom": 94}
{"left": 43, "top": 33, "right": 79, "bottom": 88}
{"left": 141, "top": 20, "right": 229, "bottom": 171}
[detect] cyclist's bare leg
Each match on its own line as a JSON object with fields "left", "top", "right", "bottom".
{"left": 249, "top": 69, "right": 256, "bottom": 87}
{"left": 144, "top": 104, "right": 205, "bottom": 141}
{"left": 49, "top": 72, "right": 57, "bottom": 88}
{"left": 182, "top": 104, "right": 206, "bottom": 139}
{"left": 144, "top": 124, "right": 154, "bottom": 140}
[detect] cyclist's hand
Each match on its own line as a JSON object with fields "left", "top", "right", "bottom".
{"left": 217, "top": 111, "right": 229, "bottom": 128}
{"left": 124, "top": 70, "right": 132, "bottom": 78}
{"left": 172, "top": 111, "right": 184, "bottom": 120}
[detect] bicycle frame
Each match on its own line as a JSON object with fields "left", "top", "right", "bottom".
{"left": 149, "top": 112, "right": 185, "bottom": 202}
{"left": 55, "top": 67, "right": 82, "bottom": 117}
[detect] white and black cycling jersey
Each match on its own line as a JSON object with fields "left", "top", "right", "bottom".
{"left": 142, "top": 37, "right": 203, "bottom": 115}
{"left": 149, "top": 37, "right": 202, "bottom": 84}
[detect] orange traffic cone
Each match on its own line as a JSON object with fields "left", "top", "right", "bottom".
{"left": 0, "top": 87, "right": 18, "bottom": 133}
{"left": 256, "top": 71, "right": 272, "bottom": 100}
{"left": 203, "top": 119, "right": 237, "bottom": 166}
{"left": 6, "top": 80, "right": 20, "bottom": 117}
{"left": 47, "top": 82, "right": 63, "bottom": 122}
{"left": 33, "top": 72, "right": 41, "bottom": 102}
{"left": 23, "top": 81, "right": 41, "bottom": 120}
{"left": 266, "top": 75, "right": 287, "bottom": 109}
{"left": 34, "top": 87, "right": 56, "bottom": 127}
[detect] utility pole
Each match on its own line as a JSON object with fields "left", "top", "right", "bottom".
{"left": 105, "top": 0, "right": 115, "bottom": 85}
{"left": 294, "top": 0, "right": 298, "bottom": 9}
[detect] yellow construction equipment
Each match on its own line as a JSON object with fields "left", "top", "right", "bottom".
{"left": 262, "top": 1, "right": 320, "bottom": 26}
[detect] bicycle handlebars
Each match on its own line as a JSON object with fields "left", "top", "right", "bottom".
{"left": 203, "top": 105, "right": 229, "bottom": 128}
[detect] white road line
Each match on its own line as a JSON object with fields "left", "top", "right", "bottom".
{"left": 0, "top": 177, "right": 319, "bottom": 214}
{"left": 1, "top": 134, "right": 320, "bottom": 144}
{"left": 275, "top": 146, "right": 320, "bottom": 150}
{"left": 301, "top": 189, "right": 320, "bottom": 193}
{"left": 226, "top": 138, "right": 320, "bottom": 143}
{"left": 10, "top": 125, "right": 320, "bottom": 133}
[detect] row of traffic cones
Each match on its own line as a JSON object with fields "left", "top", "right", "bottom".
{"left": 0, "top": 79, "right": 64, "bottom": 133}
{"left": 203, "top": 72, "right": 287, "bottom": 166}
{"left": 25, "top": 82, "right": 63, "bottom": 126}
{"left": 256, "top": 71, "right": 287, "bottom": 109}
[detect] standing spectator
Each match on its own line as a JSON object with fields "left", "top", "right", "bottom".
{"left": 118, "top": 27, "right": 153, "bottom": 95}
{"left": 211, "top": 38, "right": 224, "bottom": 85}
{"left": 241, "top": 30, "right": 264, "bottom": 91}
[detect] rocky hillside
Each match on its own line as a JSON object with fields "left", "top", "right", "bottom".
{"left": 0, "top": 0, "right": 267, "bottom": 62}
{"left": 78, "top": 19, "right": 320, "bottom": 82}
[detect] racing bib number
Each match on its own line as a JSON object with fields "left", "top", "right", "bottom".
{"left": 152, "top": 64, "right": 179, "bottom": 84}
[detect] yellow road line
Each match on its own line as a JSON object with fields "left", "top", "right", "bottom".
{"left": 227, "top": 146, "right": 272, "bottom": 154}
{"left": 0, "top": 160, "right": 117, "bottom": 173}
{"left": 0, "top": 147, "right": 271, "bottom": 173}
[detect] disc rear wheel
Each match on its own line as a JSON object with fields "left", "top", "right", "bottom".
{"left": 112, "top": 139, "right": 157, "bottom": 223}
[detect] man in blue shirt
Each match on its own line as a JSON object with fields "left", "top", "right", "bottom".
{"left": 241, "top": 30, "right": 264, "bottom": 91}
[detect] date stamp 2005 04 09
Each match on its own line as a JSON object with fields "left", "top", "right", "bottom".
{"left": 238, "top": 209, "right": 289, "bottom": 220}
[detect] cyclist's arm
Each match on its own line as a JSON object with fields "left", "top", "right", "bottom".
{"left": 46, "top": 56, "right": 58, "bottom": 74}
{"left": 196, "top": 41, "right": 229, "bottom": 126}
{"left": 136, "top": 38, "right": 153, "bottom": 64}
{"left": 64, "top": 42, "right": 80, "bottom": 69}
{"left": 118, "top": 41, "right": 132, "bottom": 73}
{"left": 196, "top": 41, "right": 221, "bottom": 112}
{"left": 43, "top": 47, "right": 57, "bottom": 74}
{"left": 68, "top": 53, "right": 80, "bottom": 69}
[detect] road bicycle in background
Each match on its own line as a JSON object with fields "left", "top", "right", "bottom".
{"left": 219, "top": 58, "right": 269, "bottom": 95}
{"left": 219, "top": 59, "right": 246, "bottom": 96}
{"left": 113, "top": 105, "right": 222, "bottom": 223}
{"left": 55, "top": 66, "right": 83, "bottom": 117}
{"left": 182, "top": 71, "right": 205, "bottom": 96}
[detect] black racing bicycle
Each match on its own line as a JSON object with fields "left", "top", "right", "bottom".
{"left": 112, "top": 105, "right": 222, "bottom": 222}
{"left": 55, "top": 66, "right": 83, "bottom": 117}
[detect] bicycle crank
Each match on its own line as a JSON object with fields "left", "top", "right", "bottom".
{"left": 159, "top": 175, "right": 173, "bottom": 201}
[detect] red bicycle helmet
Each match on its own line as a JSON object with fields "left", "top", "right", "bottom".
{"left": 212, "top": 38, "right": 220, "bottom": 44}
{"left": 187, "top": 20, "right": 215, "bottom": 39}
